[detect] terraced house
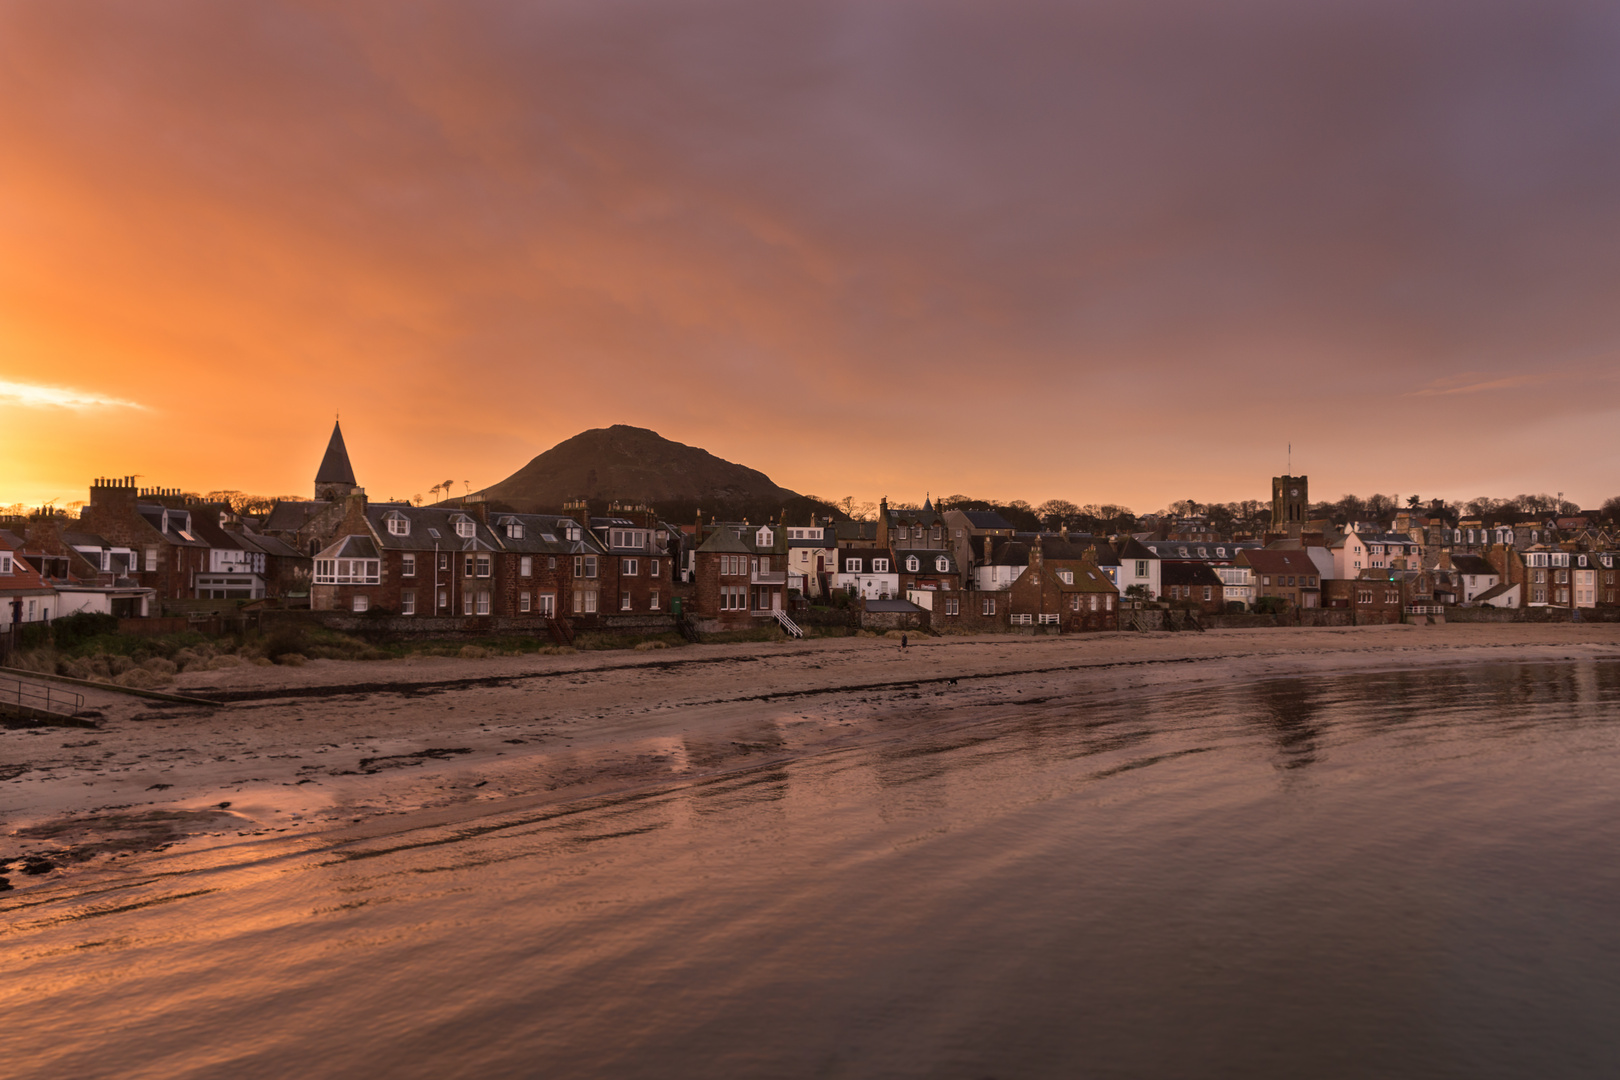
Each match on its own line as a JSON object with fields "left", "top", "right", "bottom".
{"left": 311, "top": 495, "right": 589, "bottom": 630}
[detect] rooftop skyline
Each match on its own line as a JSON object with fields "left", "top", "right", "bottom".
{"left": 5, "top": 2, "right": 1619, "bottom": 511}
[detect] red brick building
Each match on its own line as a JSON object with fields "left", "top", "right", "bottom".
{"left": 1237, "top": 549, "right": 1322, "bottom": 609}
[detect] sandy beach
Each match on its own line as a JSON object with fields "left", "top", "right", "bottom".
{"left": 5, "top": 623, "right": 1619, "bottom": 889}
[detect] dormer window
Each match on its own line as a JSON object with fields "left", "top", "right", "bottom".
{"left": 1059, "top": 570, "right": 1074, "bottom": 584}
{"left": 936, "top": 556, "right": 949, "bottom": 573}
{"left": 906, "top": 556, "right": 920, "bottom": 572}
{"left": 1177, "top": 547, "right": 1188, "bottom": 557}
{"left": 506, "top": 521, "right": 524, "bottom": 540}
{"left": 0, "top": 552, "right": 11, "bottom": 574}
{"left": 872, "top": 558, "right": 890, "bottom": 573}
{"left": 847, "top": 558, "right": 863, "bottom": 573}
{"left": 387, "top": 514, "right": 409, "bottom": 536}
{"left": 454, "top": 517, "right": 475, "bottom": 539}
{"left": 756, "top": 527, "right": 773, "bottom": 547}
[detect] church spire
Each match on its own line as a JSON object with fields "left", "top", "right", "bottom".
{"left": 315, "top": 420, "right": 359, "bottom": 500}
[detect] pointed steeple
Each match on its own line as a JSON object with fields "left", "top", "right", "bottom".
{"left": 314, "top": 420, "right": 359, "bottom": 499}
{"left": 923, "top": 492, "right": 933, "bottom": 513}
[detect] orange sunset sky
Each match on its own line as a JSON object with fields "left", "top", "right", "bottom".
{"left": 4, "top": 2, "right": 1619, "bottom": 513}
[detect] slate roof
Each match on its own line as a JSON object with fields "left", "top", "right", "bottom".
{"left": 864, "top": 598, "right": 924, "bottom": 613}
{"left": 696, "top": 529, "right": 752, "bottom": 554}
{"left": 264, "top": 500, "right": 331, "bottom": 533}
{"left": 1471, "top": 581, "right": 1517, "bottom": 603}
{"left": 315, "top": 420, "right": 357, "bottom": 485}
{"left": 318, "top": 535, "right": 379, "bottom": 560}
{"left": 1139, "top": 540, "right": 1257, "bottom": 562}
{"left": 1160, "top": 562, "right": 1225, "bottom": 589}
{"left": 1449, "top": 554, "right": 1499, "bottom": 576}
{"left": 958, "top": 510, "right": 1015, "bottom": 532}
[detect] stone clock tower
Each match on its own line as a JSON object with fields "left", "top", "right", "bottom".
{"left": 1271, "top": 475, "right": 1308, "bottom": 529}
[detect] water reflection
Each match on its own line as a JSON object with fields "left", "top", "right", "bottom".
{"left": 1251, "top": 679, "right": 1322, "bottom": 769}
{"left": 6, "top": 661, "right": 1620, "bottom": 1080}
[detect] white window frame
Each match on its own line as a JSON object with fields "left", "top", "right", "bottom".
{"left": 624, "top": 558, "right": 638, "bottom": 576}
{"left": 352, "top": 594, "right": 369, "bottom": 612}
{"left": 476, "top": 591, "right": 490, "bottom": 615}
{"left": 983, "top": 597, "right": 995, "bottom": 616}
{"left": 520, "top": 556, "right": 533, "bottom": 577}
{"left": 388, "top": 516, "right": 409, "bottom": 536}
{"left": 520, "top": 591, "right": 531, "bottom": 613}
{"left": 401, "top": 553, "right": 416, "bottom": 577}
{"left": 401, "top": 590, "right": 415, "bottom": 615}
{"left": 455, "top": 518, "right": 475, "bottom": 539}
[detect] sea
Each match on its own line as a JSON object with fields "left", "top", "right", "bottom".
{"left": 5, "top": 659, "right": 1620, "bottom": 1079}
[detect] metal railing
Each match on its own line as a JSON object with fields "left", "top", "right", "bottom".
{"left": 1, "top": 674, "right": 83, "bottom": 718}
{"left": 771, "top": 610, "right": 803, "bottom": 638}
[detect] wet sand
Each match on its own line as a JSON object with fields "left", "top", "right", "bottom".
{"left": 5, "top": 623, "right": 1618, "bottom": 888}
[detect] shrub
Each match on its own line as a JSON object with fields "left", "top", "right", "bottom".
{"left": 47, "top": 612, "right": 120, "bottom": 652}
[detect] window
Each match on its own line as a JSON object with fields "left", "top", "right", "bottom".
{"left": 476, "top": 555, "right": 491, "bottom": 577}
{"left": 315, "top": 558, "right": 380, "bottom": 584}
{"left": 464, "top": 555, "right": 475, "bottom": 577}
{"left": 873, "top": 559, "right": 889, "bottom": 573}
{"left": 574, "top": 555, "right": 597, "bottom": 578}
{"left": 539, "top": 593, "right": 555, "bottom": 616}
{"left": 906, "top": 556, "right": 920, "bottom": 572}
{"left": 463, "top": 593, "right": 473, "bottom": 615}
{"left": 455, "top": 517, "right": 475, "bottom": 538}
{"left": 1071, "top": 595, "right": 1080, "bottom": 611}
{"left": 933, "top": 526, "right": 942, "bottom": 541}
{"left": 507, "top": 522, "right": 524, "bottom": 539}
{"left": 401, "top": 590, "right": 415, "bottom": 615}
{"left": 387, "top": 515, "right": 409, "bottom": 536}
{"left": 0, "top": 553, "right": 10, "bottom": 574}
{"left": 945, "top": 598, "right": 959, "bottom": 616}
{"left": 401, "top": 553, "right": 416, "bottom": 577}
{"left": 624, "top": 558, "right": 638, "bottom": 576}
{"left": 983, "top": 597, "right": 996, "bottom": 616}
{"left": 519, "top": 591, "right": 531, "bottom": 613}
{"left": 649, "top": 558, "right": 659, "bottom": 577}
{"left": 1203, "top": 586, "right": 1212, "bottom": 601}
{"left": 438, "top": 589, "right": 448, "bottom": 609}
{"left": 847, "top": 558, "right": 863, "bottom": 573}
{"left": 1059, "top": 570, "right": 1073, "bottom": 585}
{"left": 439, "top": 554, "right": 450, "bottom": 571}
{"left": 1135, "top": 560, "right": 1148, "bottom": 577}
{"left": 758, "top": 556, "right": 769, "bottom": 572}
{"left": 353, "top": 595, "right": 369, "bottom": 612}
{"left": 584, "top": 591, "right": 597, "bottom": 613}
{"left": 650, "top": 591, "right": 660, "bottom": 610}
{"left": 477, "top": 591, "right": 490, "bottom": 615}
{"left": 548, "top": 556, "right": 557, "bottom": 570}
{"left": 520, "top": 556, "right": 532, "bottom": 577}
{"left": 1357, "top": 588, "right": 1373, "bottom": 604}
{"left": 1262, "top": 576, "right": 1271, "bottom": 586}
{"left": 936, "top": 557, "right": 949, "bottom": 573}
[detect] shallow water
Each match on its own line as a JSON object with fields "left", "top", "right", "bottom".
{"left": 6, "top": 660, "right": 1620, "bottom": 1079}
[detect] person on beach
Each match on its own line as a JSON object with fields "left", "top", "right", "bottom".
{"left": 901, "top": 633, "right": 908, "bottom": 651}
